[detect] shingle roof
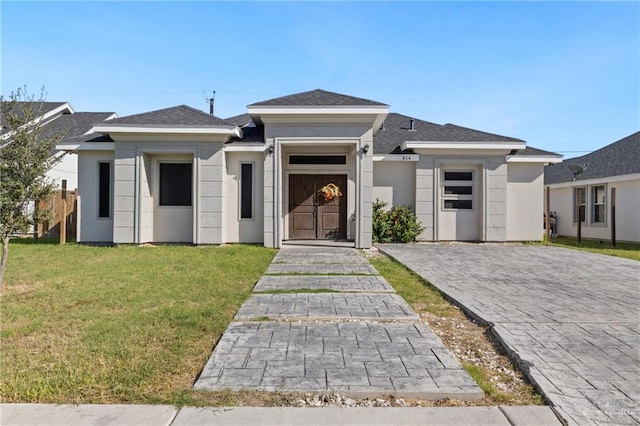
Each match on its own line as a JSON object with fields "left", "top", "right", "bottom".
{"left": 514, "top": 146, "right": 561, "bottom": 156}
{"left": 40, "top": 112, "right": 115, "bottom": 142}
{"left": 249, "top": 89, "right": 387, "bottom": 107}
{"left": 373, "top": 113, "right": 524, "bottom": 154}
{"left": 1, "top": 101, "right": 69, "bottom": 135}
{"left": 544, "top": 131, "right": 640, "bottom": 184}
{"left": 225, "top": 113, "right": 253, "bottom": 127}
{"left": 105, "top": 105, "right": 233, "bottom": 126}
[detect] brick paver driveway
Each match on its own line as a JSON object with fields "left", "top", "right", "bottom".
{"left": 378, "top": 243, "right": 640, "bottom": 425}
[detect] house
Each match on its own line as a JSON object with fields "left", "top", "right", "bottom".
{"left": 544, "top": 131, "right": 640, "bottom": 243}
{"left": 57, "top": 89, "right": 561, "bottom": 248}
{"left": 1, "top": 101, "right": 117, "bottom": 189}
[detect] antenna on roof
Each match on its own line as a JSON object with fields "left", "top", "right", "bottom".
{"left": 568, "top": 163, "right": 589, "bottom": 181}
{"left": 205, "top": 90, "right": 216, "bottom": 115}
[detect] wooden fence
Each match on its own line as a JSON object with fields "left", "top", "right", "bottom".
{"left": 35, "top": 189, "right": 77, "bottom": 241}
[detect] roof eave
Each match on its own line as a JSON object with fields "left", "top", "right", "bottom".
{"left": 402, "top": 141, "right": 526, "bottom": 151}
{"left": 506, "top": 155, "right": 563, "bottom": 164}
{"left": 92, "top": 124, "right": 242, "bottom": 138}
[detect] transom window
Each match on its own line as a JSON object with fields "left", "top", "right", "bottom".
{"left": 159, "top": 163, "right": 192, "bottom": 206}
{"left": 289, "top": 155, "right": 347, "bottom": 165}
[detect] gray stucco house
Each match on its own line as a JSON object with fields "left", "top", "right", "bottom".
{"left": 57, "top": 89, "right": 561, "bottom": 248}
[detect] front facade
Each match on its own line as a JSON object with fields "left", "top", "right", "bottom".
{"left": 59, "top": 89, "right": 561, "bottom": 248}
{"left": 545, "top": 131, "right": 640, "bottom": 243}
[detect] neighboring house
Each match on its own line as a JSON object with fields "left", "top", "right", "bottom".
{"left": 1, "top": 101, "right": 117, "bottom": 189}
{"left": 544, "top": 131, "right": 640, "bottom": 243}
{"left": 57, "top": 89, "right": 561, "bottom": 248}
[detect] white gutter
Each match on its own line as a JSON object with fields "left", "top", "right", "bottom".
{"left": 56, "top": 142, "right": 115, "bottom": 151}
{"left": 92, "top": 125, "right": 242, "bottom": 138}
{"left": 506, "top": 155, "right": 563, "bottom": 164}
{"left": 223, "top": 144, "right": 267, "bottom": 152}
{"left": 402, "top": 141, "right": 526, "bottom": 151}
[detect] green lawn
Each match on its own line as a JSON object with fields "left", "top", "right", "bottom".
{"left": 0, "top": 241, "right": 276, "bottom": 405}
{"left": 548, "top": 236, "right": 640, "bottom": 261}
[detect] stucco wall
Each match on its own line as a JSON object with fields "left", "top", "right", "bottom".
{"left": 548, "top": 177, "right": 640, "bottom": 243}
{"left": 109, "top": 137, "right": 224, "bottom": 244}
{"left": 414, "top": 153, "right": 508, "bottom": 241}
{"left": 373, "top": 161, "right": 416, "bottom": 208}
{"left": 77, "top": 150, "right": 114, "bottom": 242}
{"left": 506, "top": 163, "right": 544, "bottom": 241}
{"left": 225, "top": 152, "right": 265, "bottom": 243}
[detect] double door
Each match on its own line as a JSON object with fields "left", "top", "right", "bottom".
{"left": 288, "top": 174, "right": 347, "bottom": 240}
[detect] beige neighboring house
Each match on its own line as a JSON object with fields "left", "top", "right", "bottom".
{"left": 57, "top": 89, "right": 561, "bottom": 248}
{"left": 544, "top": 131, "right": 640, "bottom": 243}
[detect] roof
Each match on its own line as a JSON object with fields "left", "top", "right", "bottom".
{"left": 249, "top": 89, "right": 388, "bottom": 107}
{"left": 544, "top": 131, "right": 640, "bottom": 184}
{"left": 1, "top": 101, "right": 69, "bottom": 135}
{"left": 225, "top": 113, "right": 253, "bottom": 127}
{"left": 514, "top": 146, "right": 559, "bottom": 156}
{"left": 104, "top": 105, "right": 233, "bottom": 127}
{"left": 373, "top": 113, "right": 525, "bottom": 154}
{"left": 40, "top": 112, "right": 116, "bottom": 142}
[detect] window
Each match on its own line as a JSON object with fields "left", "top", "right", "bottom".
{"left": 159, "top": 163, "right": 192, "bottom": 206}
{"left": 573, "top": 187, "right": 586, "bottom": 223}
{"left": 442, "top": 170, "right": 474, "bottom": 210}
{"left": 98, "top": 162, "right": 111, "bottom": 218}
{"left": 289, "top": 155, "right": 347, "bottom": 165}
{"left": 592, "top": 185, "right": 606, "bottom": 224}
{"left": 240, "top": 163, "right": 253, "bottom": 219}
{"left": 444, "top": 171, "right": 473, "bottom": 181}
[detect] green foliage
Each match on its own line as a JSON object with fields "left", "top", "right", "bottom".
{"left": 372, "top": 199, "right": 424, "bottom": 243}
{"left": 1, "top": 87, "right": 65, "bottom": 239}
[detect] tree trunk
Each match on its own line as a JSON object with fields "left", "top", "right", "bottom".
{"left": 0, "top": 237, "right": 9, "bottom": 290}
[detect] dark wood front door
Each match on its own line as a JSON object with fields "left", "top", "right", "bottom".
{"left": 288, "top": 174, "right": 347, "bottom": 240}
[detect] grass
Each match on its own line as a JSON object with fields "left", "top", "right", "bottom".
{"left": 547, "top": 236, "right": 640, "bottom": 261}
{"left": 0, "top": 241, "right": 276, "bottom": 405}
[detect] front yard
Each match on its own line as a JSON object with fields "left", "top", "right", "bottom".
{"left": 0, "top": 241, "right": 276, "bottom": 405}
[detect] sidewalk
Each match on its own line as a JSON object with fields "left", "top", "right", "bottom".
{"left": 0, "top": 403, "right": 562, "bottom": 425}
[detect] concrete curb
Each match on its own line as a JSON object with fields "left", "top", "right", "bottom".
{"left": 1, "top": 404, "right": 563, "bottom": 426}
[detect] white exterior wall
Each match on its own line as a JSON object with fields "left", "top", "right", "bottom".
{"left": 48, "top": 151, "right": 78, "bottom": 189}
{"left": 485, "top": 157, "right": 507, "bottom": 241}
{"left": 77, "top": 150, "right": 114, "bottom": 242}
{"left": 108, "top": 137, "right": 224, "bottom": 244}
{"left": 506, "top": 163, "right": 544, "bottom": 241}
{"left": 547, "top": 176, "right": 640, "bottom": 243}
{"left": 414, "top": 152, "right": 511, "bottom": 241}
{"left": 373, "top": 161, "right": 416, "bottom": 208}
{"left": 225, "top": 152, "right": 265, "bottom": 243}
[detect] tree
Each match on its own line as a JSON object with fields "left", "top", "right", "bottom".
{"left": 0, "top": 87, "right": 65, "bottom": 288}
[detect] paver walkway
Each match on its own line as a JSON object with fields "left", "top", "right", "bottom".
{"left": 378, "top": 243, "right": 640, "bottom": 425}
{"left": 194, "top": 245, "right": 483, "bottom": 400}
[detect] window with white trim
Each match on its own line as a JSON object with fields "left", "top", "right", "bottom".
{"left": 573, "top": 187, "right": 586, "bottom": 224}
{"left": 591, "top": 185, "right": 606, "bottom": 224}
{"left": 240, "top": 163, "right": 254, "bottom": 219}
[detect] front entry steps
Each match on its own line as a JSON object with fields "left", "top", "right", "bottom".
{"left": 194, "top": 246, "right": 483, "bottom": 401}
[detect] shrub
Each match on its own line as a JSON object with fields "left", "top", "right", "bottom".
{"left": 372, "top": 199, "right": 424, "bottom": 243}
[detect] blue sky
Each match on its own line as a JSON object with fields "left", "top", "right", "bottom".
{"left": 2, "top": 1, "right": 638, "bottom": 156}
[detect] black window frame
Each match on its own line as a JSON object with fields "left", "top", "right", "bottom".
{"left": 98, "top": 161, "right": 112, "bottom": 219}
{"left": 240, "top": 162, "right": 254, "bottom": 220}
{"left": 159, "top": 162, "right": 192, "bottom": 207}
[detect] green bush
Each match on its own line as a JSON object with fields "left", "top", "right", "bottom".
{"left": 372, "top": 199, "right": 424, "bottom": 243}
